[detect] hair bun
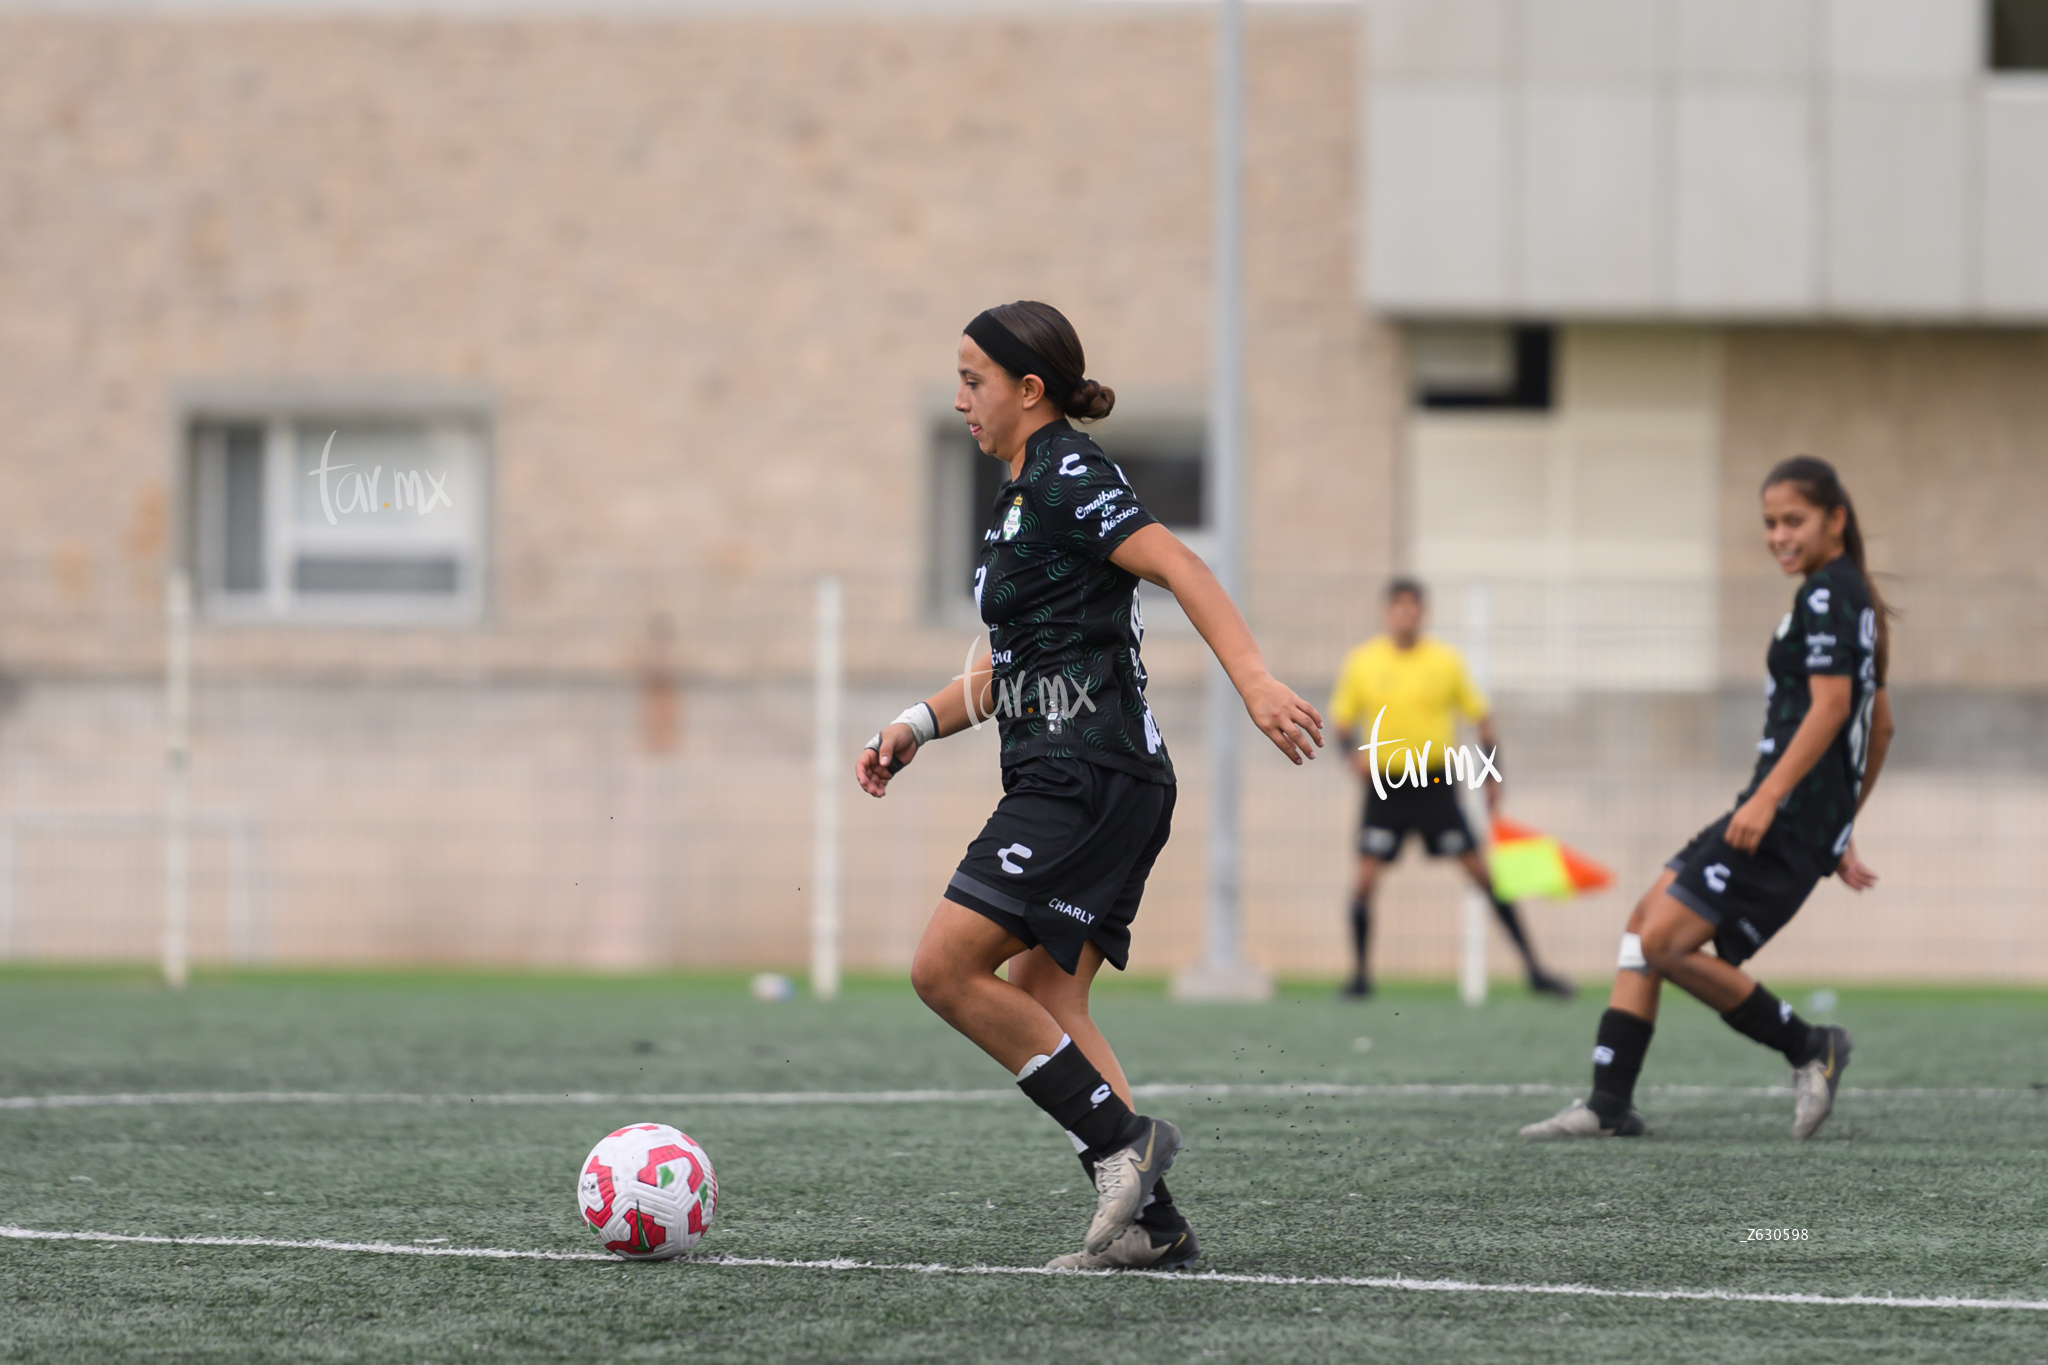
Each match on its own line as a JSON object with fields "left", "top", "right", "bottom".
{"left": 1069, "top": 378, "right": 1116, "bottom": 422}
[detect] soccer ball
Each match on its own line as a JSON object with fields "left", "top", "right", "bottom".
{"left": 577, "top": 1123, "right": 718, "bottom": 1260}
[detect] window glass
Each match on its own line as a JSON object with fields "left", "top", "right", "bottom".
{"left": 189, "top": 411, "right": 488, "bottom": 623}
{"left": 1991, "top": 0, "right": 2048, "bottom": 70}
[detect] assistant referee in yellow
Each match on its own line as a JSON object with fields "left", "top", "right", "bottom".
{"left": 1330, "top": 579, "right": 1572, "bottom": 999}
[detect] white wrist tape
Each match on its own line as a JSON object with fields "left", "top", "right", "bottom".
{"left": 894, "top": 702, "right": 939, "bottom": 747}
{"left": 866, "top": 703, "right": 938, "bottom": 756}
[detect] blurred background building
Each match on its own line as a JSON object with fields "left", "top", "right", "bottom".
{"left": 0, "top": 0, "right": 2043, "bottom": 979}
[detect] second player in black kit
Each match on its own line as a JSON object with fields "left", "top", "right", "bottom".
{"left": 1665, "top": 553, "right": 1880, "bottom": 966}
{"left": 1522, "top": 456, "right": 1895, "bottom": 1144}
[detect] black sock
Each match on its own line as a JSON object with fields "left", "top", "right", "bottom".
{"left": 1489, "top": 895, "right": 1537, "bottom": 969}
{"left": 1720, "top": 984, "right": 1817, "bottom": 1065}
{"left": 1586, "top": 1008, "right": 1655, "bottom": 1124}
{"left": 1018, "top": 1045, "right": 1144, "bottom": 1153}
{"left": 1348, "top": 896, "right": 1371, "bottom": 982}
{"left": 1137, "top": 1175, "right": 1186, "bottom": 1233}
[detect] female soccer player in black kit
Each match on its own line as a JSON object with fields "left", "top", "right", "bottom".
{"left": 1522, "top": 457, "right": 1895, "bottom": 1141}
{"left": 856, "top": 302, "right": 1324, "bottom": 1267}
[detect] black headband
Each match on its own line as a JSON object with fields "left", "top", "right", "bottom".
{"left": 965, "top": 310, "right": 1079, "bottom": 405}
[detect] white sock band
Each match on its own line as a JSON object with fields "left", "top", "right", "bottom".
{"left": 1617, "top": 932, "right": 1648, "bottom": 973}
{"left": 1014, "top": 1034, "right": 1072, "bottom": 1082}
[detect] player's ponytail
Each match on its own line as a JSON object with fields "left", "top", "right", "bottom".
{"left": 984, "top": 300, "right": 1117, "bottom": 422}
{"left": 1761, "top": 456, "right": 1893, "bottom": 685}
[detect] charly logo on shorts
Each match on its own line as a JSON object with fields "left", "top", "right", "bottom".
{"left": 1048, "top": 896, "right": 1094, "bottom": 925}
{"left": 997, "top": 843, "right": 1033, "bottom": 874}
{"left": 1703, "top": 863, "right": 1730, "bottom": 893}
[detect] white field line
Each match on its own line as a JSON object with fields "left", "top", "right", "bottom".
{"left": 0, "top": 1082, "right": 2038, "bottom": 1111}
{"left": 2, "top": 1226, "right": 2042, "bottom": 1313}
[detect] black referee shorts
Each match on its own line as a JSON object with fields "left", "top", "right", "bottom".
{"left": 1358, "top": 780, "right": 1476, "bottom": 860}
{"left": 943, "top": 756, "right": 1175, "bottom": 975}
{"left": 1664, "top": 813, "right": 1826, "bottom": 969}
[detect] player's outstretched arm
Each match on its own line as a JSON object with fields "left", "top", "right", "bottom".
{"left": 854, "top": 649, "right": 995, "bottom": 798}
{"left": 1108, "top": 523, "right": 1324, "bottom": 765}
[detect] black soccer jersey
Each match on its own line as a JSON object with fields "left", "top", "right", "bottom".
{"left": 973, "top": 419, "right": 1174, "bottom": 785}
{"left": 1739, "top": 555, "right": 1880, "bottom": 867}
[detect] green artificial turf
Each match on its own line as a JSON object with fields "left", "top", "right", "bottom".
{"left": 1, "top": 972, "right": 2043, "bottom": 1363}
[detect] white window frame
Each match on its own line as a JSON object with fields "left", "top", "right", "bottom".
{"left": 182, "top": 382, "right": 492, "bottom": 626}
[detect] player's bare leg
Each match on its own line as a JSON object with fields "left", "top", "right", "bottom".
{"left": 1525, "top": 872, "right": 1850, "bottom": 1139}
{"left": 910, "top": 902, "right": 1062, "bottom": 1071}
{"left": 1521, "top": 872, "right": 1675, "bottom": 1138}
{"left": 1639, "top": 897, "right": 1852, "bottom": 1138}
{"left": 1341, "top": 854, "right": 1384, "bottom": 997}
{"left": 912, "top": 905, "right": 1180, "bottom": 1258}
{"left": 1454, "top": 849, "right": 1574, "bottom": 999}
{"left": 1011, "top": 945, "right": 1199, "bottom": 1269}
{"left": 1008, "top": 944, "right": 1129, "bottom": 1103}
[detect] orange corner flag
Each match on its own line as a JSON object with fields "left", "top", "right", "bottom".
{"left": 1488, "top": 816, "right": 1613, "bottom": 901}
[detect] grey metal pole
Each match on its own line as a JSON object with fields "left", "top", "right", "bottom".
{"left": 811, "top": 575, "right": 843, "bottom": 1001}
{"left": 163, "top": 569, "right": 192, "bottom": 989}
{"left": 1175, "top": 0, "right": 1269, "bottom": 1002}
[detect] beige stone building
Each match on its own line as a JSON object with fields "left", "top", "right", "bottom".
{"left": 0, "top": 0, "right": 2041, "bottom": 980}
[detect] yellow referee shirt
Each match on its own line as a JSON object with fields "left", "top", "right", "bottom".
{"left": 1328, "top": 636, "right": 1489, "bottom": 777}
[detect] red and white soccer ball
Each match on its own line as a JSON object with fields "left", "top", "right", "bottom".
{"left": 577, "top": 1123, "right": 718, "bottom": 1260}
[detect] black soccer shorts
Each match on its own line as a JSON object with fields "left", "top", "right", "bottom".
{"left": 1358, "top": 780, "right": 1476, "bottom": 860}
{"left": 943, "top": 756, "right": 1175, "bottom": 975}
{"left": 1664, "top": 813, "right": 1827, "bottom": 968}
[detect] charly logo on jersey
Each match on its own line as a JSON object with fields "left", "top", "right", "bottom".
{"left": 1806, "top": 586, "right": 1831, "bottom": 615}
{"left": 1001, "top": 495, "right": 1023, "bottom": 541}
{"left": 1058, "top": 452, "right": 1087, "bottom": 478}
